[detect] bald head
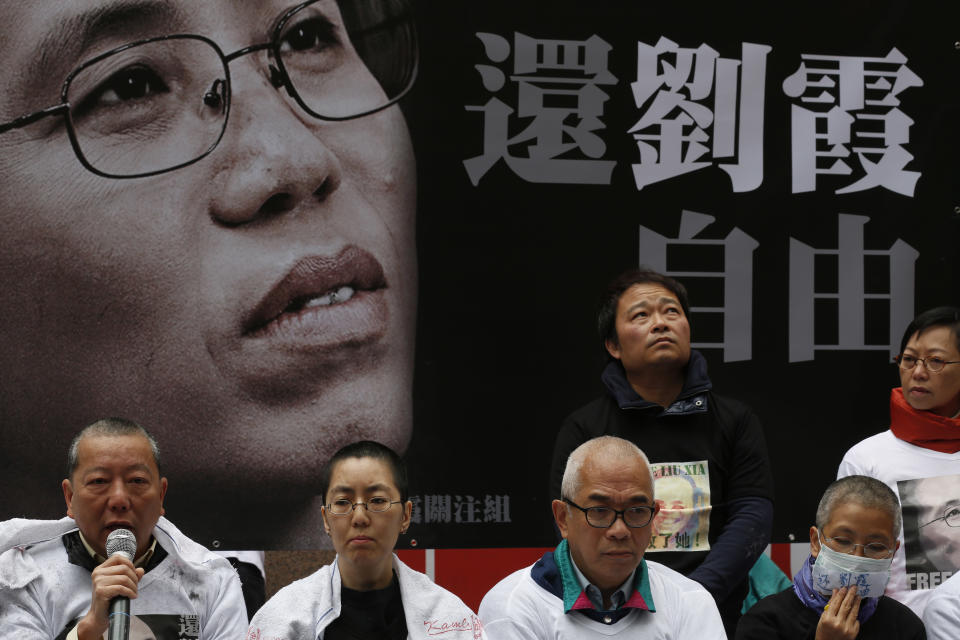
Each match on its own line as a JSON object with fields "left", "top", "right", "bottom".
{"left": 560, "top": 436, "right": 654, "bottom": 500}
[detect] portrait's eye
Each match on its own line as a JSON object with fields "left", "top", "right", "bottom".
{"left": 945, "top": 506, "right": 960, "bottom": 518}
{"left": 368, "top": 496, "right": 390, "bottom": 506}
{"left": 830, "top": 536, "right": 853, "bottom": 547}
{"left": 928, "top": 357, "right": 946, "bottom": 368}
{"left": 332, "top": 499, "right": 352, "bottom": 508}
{"left": 279, "top": 15, "right": 340, "bottom": 54}
{"left": 900, "top": 355, "right": 917, "bottom": 366}
{"left": 74, "top": 64, "right": 170, "bottom": 115}
{"left": 589, "top": 507, "right": 612, "bottom": 516}
{"left": 864, "top": 543, "right": 888, "bottom": 554}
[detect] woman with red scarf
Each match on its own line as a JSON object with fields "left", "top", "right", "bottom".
{"left": 838, "top": 306, "right": 960, "bottom": 619}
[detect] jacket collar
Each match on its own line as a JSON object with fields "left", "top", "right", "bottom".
{"left": 602, "top": 349, "right": 712, "bottom": 413}
{"left": 531, "top": 540, "right": 655, "bottom": 625}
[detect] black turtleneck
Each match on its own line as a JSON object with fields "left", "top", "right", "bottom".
{"left": 324, "top": 573, "right": 407, "bottom": 640}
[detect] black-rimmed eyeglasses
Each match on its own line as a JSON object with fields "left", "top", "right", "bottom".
{"left": 563, "top": 498, "right": 656, "bottom": 529}
{"left": 0, "top": 0, "right": 417, "bottom": 179}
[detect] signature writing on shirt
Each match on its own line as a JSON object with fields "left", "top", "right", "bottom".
{"left": 423, "top": 615, "right": 484, "bottom": 638}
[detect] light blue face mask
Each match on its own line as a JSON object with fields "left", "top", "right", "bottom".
{"left": 811, "top": 531, "right": 893, "bottom": 598}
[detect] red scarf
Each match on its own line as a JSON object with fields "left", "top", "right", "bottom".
{"left": 889, "top": 387, "right": 960, "bottom": 453}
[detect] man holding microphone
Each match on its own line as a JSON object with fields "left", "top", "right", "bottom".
{"left": 0, "top": 418, "right": 245, "bottom": 639}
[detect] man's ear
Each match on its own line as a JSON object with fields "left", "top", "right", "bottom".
{"left": 552, "top": 500, "right": 570, "bottom": 539}
{"left": 604, "top": 338, "right": 621, "bottom": 360}
{"left": 159, "top": 477, "right": 168, "bottom": 516}
{"left": 62, "top": 479, "right": 74, "bottom": 519}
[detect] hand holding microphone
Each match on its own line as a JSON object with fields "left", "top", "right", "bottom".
{"left": 76, "top": 529, "right": 144, "bottom": 640}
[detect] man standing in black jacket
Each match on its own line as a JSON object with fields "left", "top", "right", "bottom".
{"left": 551, "top": 268, "right": 775, "bottom": 636}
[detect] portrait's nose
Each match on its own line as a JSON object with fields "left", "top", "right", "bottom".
{"left": 207, "top": 57, "right": 343, "bottom": 226}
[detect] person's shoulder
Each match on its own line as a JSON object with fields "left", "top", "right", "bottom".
{"left": 705, "top": 390, "right": 758, "bottom": 422}
{"left": 152, "top": 517, "right": 234, "bottom": 573}
{"left": 0, "top": 517, "right": 76, "bottom": 554}
{"left": 480, "top": 563, "right": 554, "bottom": 619}
{"left": 878, "top": 593, "right": 925, "bottom": 617}
{"left": 479, "top": 563, "right": 557, "bottom": 640}
{"left": 838, "top": 430, "right": 897, "bottom": 475}
{"left": 563, "top": 393, "right": 616, "bottom": 423}
{"left": 645, "top": 558, "right": 714, "bottom": 598}
{"left": 248, "top": 563, "right": 333, "bottom": 637}
{"left": 0, "top": 518, "right": 75, "bottom": 589}
{"left": 394, "top": 555, "right": 480, "bottom": 616}
{"left": 872, "top": 595, "right": 925, "bottom": 634}
{"left": 736, "top": 588, "right": 807, "bottom": 639}
{"left": 744, "top": 586, "right": 801, "bottom": 614}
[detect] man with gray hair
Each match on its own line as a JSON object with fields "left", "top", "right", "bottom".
{"left": 480, "top": 436, "right": 725, "bottom": 638}
{"left": 0, "top": 417, "right": 246, "bottom": 640}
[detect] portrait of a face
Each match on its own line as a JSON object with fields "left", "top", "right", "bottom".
{"left": 899, "top": 473, "right": 960, "bottom": 582}
{"left": 913, "top": 476, "right": 960, "bottom": 573}
{"left": 0, "top": 0, "right": 418, "bottom": 547}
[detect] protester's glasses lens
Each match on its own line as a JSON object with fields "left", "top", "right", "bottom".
{"left": 65, "top": 36, "right": 228, "bottom": 178}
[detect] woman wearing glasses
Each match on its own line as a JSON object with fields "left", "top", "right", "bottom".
{"left": 0, "top": 0, "right": 417, "bottom": 549}
{"left": 248, "top": 441, "right": 484, "bottom": 639}
{"left": 736, "top": 476, "right": 925, "bottom": 639}
{"left": 838, "top": 307, "right": 960, "bottom": 617}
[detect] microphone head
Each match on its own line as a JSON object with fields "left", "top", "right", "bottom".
{"left": 105, "top": 528, "right": 137, "bottom": 561}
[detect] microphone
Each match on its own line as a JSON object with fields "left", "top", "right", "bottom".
{"left": 105, "top": 528, "right": 137, "bottom": 640}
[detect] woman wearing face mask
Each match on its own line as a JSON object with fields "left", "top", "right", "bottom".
{"left": 837, "top": 307, "right": 960, "bottom": 617}
{"left": 247, "top": 441, "right": 485, "bottom": 639}
{"left": 736, "top": 476, "right": 924, "bottom": 639}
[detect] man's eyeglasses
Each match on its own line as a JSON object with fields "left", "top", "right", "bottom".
{"left": 563, "top": 498, "right": 656, "bottom": 529}
{"left": 895, "top": 354, "right": 960, "bottom": 373}
{"left": 327, "top": 496, "right": 403, "bottom": 516}
{"left": 0, "top": 0, "right": 417, "bottom": 179}
{"left": 821, "top": 534, "right": 894, "bottom": 560}
{"left": 920, "top": 507, "right": 960, "bottom": 529}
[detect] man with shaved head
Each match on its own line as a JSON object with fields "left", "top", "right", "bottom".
{"left": 0, "top": 418, "right": 246, "bottom": 640}
{"left": 480, "top": 436, "right": 725, "bottom": 638}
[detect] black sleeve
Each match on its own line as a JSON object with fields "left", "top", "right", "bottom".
{"left": 715, "top": 395, "right": 775, "bottom": 501}
{"left": 689, "top": 496, "right": 773, "bottom": 600}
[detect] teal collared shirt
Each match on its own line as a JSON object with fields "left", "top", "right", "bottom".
{"left": 554, "top": 539, "right": 656, "bottom": 614}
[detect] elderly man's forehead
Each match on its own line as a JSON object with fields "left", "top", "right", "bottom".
{"left": 75, "top": 433, "right": 159, "bottom": 471}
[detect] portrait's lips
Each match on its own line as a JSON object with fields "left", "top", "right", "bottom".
{"left": 348, "top": 535, "right": 374, "bottom": 545}
{"left": 243, "top": 245, "right": 388, "bottom": 346}
{"left": 602, "top": 549, "right": 636, "bottom": 560}
{"left": 649, "top": 336, "right": 675, "bottom": 346}
{"left": 908, "top": 385, "right": 931, "bottom": 397}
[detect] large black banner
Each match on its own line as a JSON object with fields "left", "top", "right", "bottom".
{"left": 0, "top": 1, "right": 957, "bottom": 552}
